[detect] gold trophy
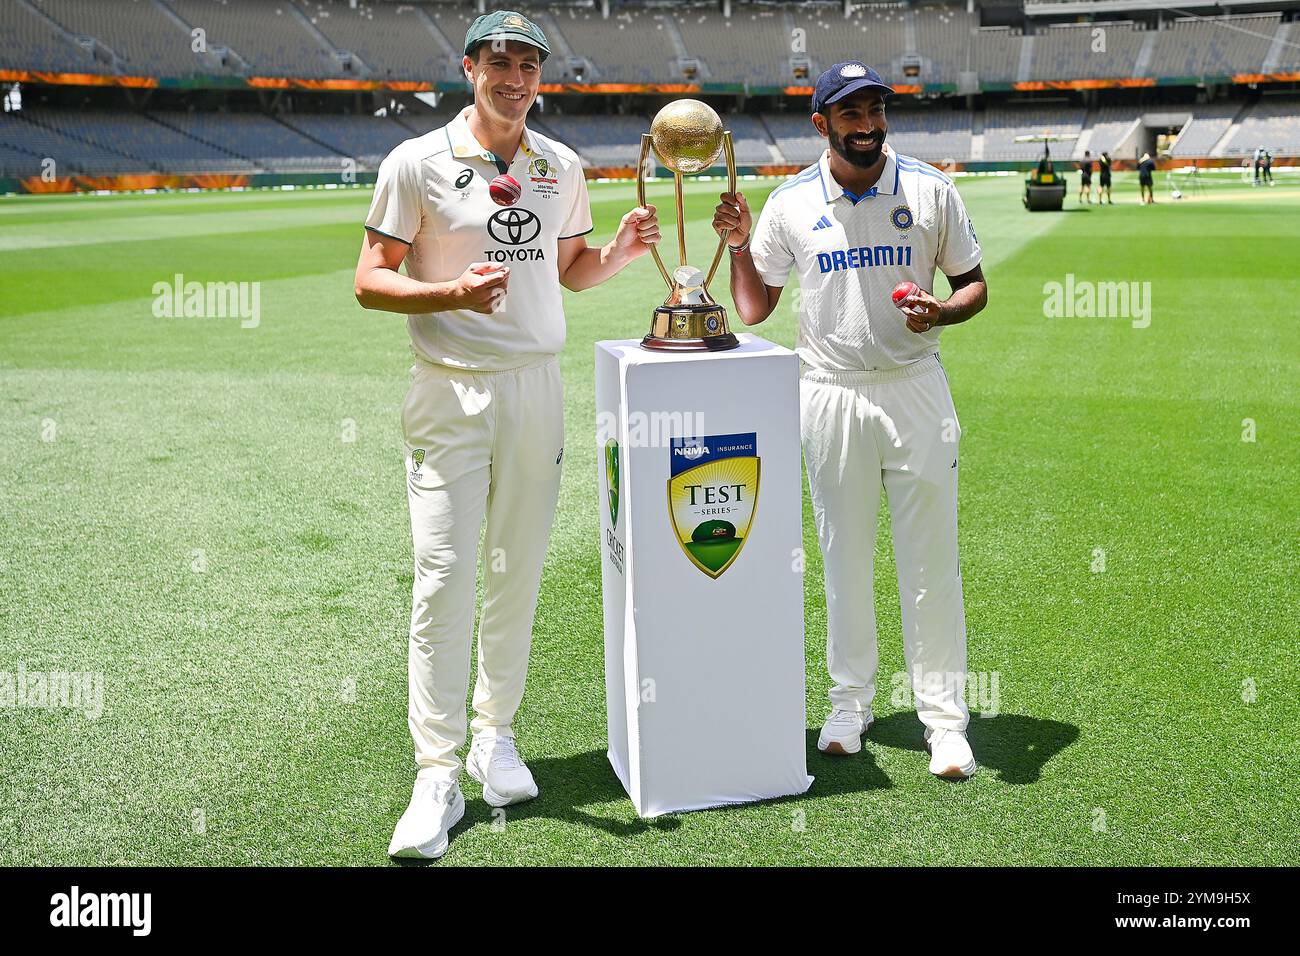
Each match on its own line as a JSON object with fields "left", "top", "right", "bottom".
{"left": 638, "top": 99, "right": 739, "bottom": 351}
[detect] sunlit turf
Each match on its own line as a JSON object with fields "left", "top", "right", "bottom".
{"left": 1, "top": 170, "right": 1296, "bottom": 865}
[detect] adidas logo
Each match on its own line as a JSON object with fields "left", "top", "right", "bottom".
{"left": 812, "top": 215, "right": 833, "bottom": 231}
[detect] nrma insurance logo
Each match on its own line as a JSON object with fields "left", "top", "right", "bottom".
{"left": 668, "top": 433, "right": 760, "bottom": 579}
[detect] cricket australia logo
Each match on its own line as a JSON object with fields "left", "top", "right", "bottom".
{"left": 667, "top": 433, "right": 760, "bottom": 579}
{"left": 410, "top": 448, "right": 425, "bottom": 476}
{"left": 605, "top": 439, "right": 620, "bottom": 528}
{"left": 527, "top": 156, "right": 560, "bottom": 199}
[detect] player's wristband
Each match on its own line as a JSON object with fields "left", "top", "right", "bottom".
{"left": 728, "top": 236, "right": 751, "bottom": 255}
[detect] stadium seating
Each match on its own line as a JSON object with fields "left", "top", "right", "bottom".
{"left": 149, "top": 110, "right": 347, "bottom": 172}
{"left": 0, "top": 110, "right": 150, "bottom": 175}
{"left": 972, "top": 26, "right": 1023, "bottom": 85}
{"left": 725, "top": 113, "right": 780, "bottom": 164}
{"left": 17, "top": 109, "right": 262, "bottom": 173}
{"left": 1031, "top": 21, "right": 1147, "bottom": 80}
{"left": 275, "top": 112, "right": 424, "bottom": 167}
{"left": 0, "top": 142, "right": 48, "bottom": 180}
{"left": 1081, "top": 104, "right": 1145, "bottom": 156}
{"left": 1146, "top": 15, "right": 1280, "bottom": 78}
{"left": 165, "top": 0, "right": 339, "bottom": 77}
{"left": 1222, "top": 96, "right": 1300, "bottom": 155}
{"left": 0, "top": 1, "right": 95, "bottom": 73}
{"left": 2, "top": 1, "right": 1298, "bottom": 181}
{"left": 886, "top": 109, "right": 974, "bottom": 165}
{"left": 1270, "top": 22, "right": 1300, "bottom": 71}
{"left": 671, "top": 5, "right": 793, "bottom": 83}
{"left": 297, "top": 0, "right": 449, "bottom": 81}
{"left": 3, "top": 1, "right": 1297, "bottom": 88}
{"left": 534, "top": 114, "right": 647, "bottom": 166}
{"left": 794, "top": 5, "right": 908, "bottom": 77}
{"left": 429, "top": 5, "right": 595, "bottom": 83}
{"left": 914, "top": 6, "right": 977, "bottom": 86}
{"left": 37, "top": 0, "right": 204, "bottom": 77}
{"left": 1168, "top": 101, "right": 1240, "bottom": 158}
{"left": 4, "top": 96, "right": 1296, "bottom": 177}
{"left": 762, "top": 111, "right": 823, "bottom": 166}
{"left": 982, "top": 105, "right": 1086, "bottom": 161}
{"left": 545, "top": 6, "right": 680, "bottom": 83}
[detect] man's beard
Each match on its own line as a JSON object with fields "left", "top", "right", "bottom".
{"left": 829, "top": 127, "right": 885, "bottom": 168}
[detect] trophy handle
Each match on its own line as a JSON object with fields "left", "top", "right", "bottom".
{"left": 638, "top": 133, "right": 673, "bottom": 291}
{"left": 704, "top": 130, "right": 736, "bottom": 292}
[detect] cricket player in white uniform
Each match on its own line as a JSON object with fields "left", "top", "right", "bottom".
{"left": 713, "top": 63, "right": 988, "bottom": 778}
{"left": 354, "top": 11, "right": 659, "bottom": 858}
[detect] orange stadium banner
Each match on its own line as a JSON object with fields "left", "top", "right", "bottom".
{"left": 782, "top": 83, "right": 921, "bottom": 95}
{"left": 247, "top": 76, "right": 435, "bottom": 92}
{"left": 18, "top": 176, "right": 77, "bottom": 194}
{"left": 0, "top": 69, "right": 158, "bottom": 88}
{"left": 1233, "top": 72, "right": 1300, "bottom": 85}
{"left": 18, "top": 173, "right": 252, "bottom": 193}
{"left": 538, "top": 82, "right": 702, "bottom": 94}
{"left": 1014, "top": 78, "right": 1156, "bottom": 91}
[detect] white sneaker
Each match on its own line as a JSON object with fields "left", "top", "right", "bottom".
{"left": 817, "top": 709, "right": 873, "bottom": 755}
{"left": 925, "top": 727, "right": 977, "bottom": 779}
{"left": 388, "top": 778, "right": 465, "bottom": 859}
{"left": 466, "top": 735, "right": 539, "bottom": 807}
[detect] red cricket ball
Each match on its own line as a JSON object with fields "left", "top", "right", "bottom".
{"left": 891, "top": 281, "right": 918, "bottom": 306}
{"left": 489, "top": 173, "right": 521, "bottom": 206}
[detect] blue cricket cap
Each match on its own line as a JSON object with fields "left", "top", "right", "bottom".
{"left": 812, "top": 61, "right": 894, "bottom": 115}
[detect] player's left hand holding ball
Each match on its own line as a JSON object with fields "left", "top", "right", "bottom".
{"left": 613, "top": 205, "right": 660, "bottom": 259}
{"left": 892, "top": 281, "right": 944, "bottom": 333}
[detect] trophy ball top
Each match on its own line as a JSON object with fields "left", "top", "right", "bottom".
{"left": 650, "top": 99, "right": 725, "bottom": 175}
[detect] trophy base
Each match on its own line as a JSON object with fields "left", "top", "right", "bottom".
{"left": 640, "top": 333, "right": 739, "bottom": 352}
{"left": 641, "top": 305, "right": 740, "bottom": 352}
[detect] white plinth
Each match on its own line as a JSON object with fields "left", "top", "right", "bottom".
{"left": 595, "top": 334, "right": 812, "bottom": 817}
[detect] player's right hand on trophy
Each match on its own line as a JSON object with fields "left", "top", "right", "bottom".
{"left": 712, "top": 191, "right": 751, "bottom": 248}
{"left": 452, "top": 261, "right": 509, "bottom": 314}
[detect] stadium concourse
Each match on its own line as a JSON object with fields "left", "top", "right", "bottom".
{"left": 1, "top": 0, "right": 1299, "bottom": 187}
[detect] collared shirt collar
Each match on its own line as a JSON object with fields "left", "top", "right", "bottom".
{"left": 817, "top": 144, "right": 900, "bottom": 205}
{"left": 445, "top": 106, "right": 544, "bottom": 165}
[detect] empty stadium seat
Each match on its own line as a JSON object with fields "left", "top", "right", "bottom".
{"left": 1221, "top": 96, "right": 1300, "bottom": 155}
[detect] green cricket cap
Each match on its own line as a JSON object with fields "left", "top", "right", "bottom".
{"left": 464, "top": 11, "right": 550, "bottom": 61}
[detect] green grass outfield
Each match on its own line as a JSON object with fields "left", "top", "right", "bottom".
{"left": 1, "top": 170, "right": 1296, "bottom": 866}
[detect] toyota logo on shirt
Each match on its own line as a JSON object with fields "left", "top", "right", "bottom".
{"left": 488, "top": 208, "right": 541, "bottom": 245}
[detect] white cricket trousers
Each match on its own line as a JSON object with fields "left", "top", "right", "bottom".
{"left": 800, "top": 353, "right": 969, "bottom": 732}
{"left": 401, "top": 355, "right": 564, "bottom": 782}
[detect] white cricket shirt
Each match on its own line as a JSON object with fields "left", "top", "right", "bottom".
{"left": 750, "top": 144, "right": 981, "bottom": 371}
{"left": 365, "top": 106, "right": 593, "bottom": 370}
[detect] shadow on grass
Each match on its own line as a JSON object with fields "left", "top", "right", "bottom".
{"left": 390, "top": 748, "right": 678, "bottom": 865}
{"left": 390, "top": 713, "right": 1077, "bottom": 862}
{"left": 865, "top": 711, "right": 1078, "bottom": 785}
{"left": 804, "top": 727, "right": 894, "bottom": 797}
